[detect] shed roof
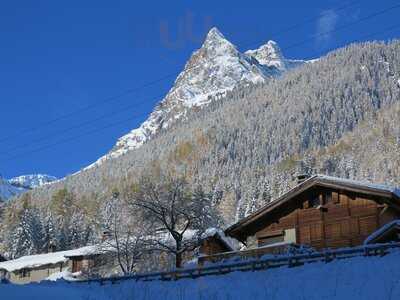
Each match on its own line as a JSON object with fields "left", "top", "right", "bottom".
{"left": 0, "top": 245, "right": 103, "bottom": 272}
{"left": 364, "top": 220, "right": 400, "bottom": 245}
{"left": 226, "top": 175, "right": 400, "bottom": 241}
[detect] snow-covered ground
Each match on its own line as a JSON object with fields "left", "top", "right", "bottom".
{"left": 2, "top": 247, "right": 400, "bottom": 300}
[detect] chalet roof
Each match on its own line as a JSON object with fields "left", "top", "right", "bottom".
{"left": 203, "top": 228, "right": 238, "bottom": 251}
{"left": 145, "top": 228, "right": 239, "bottom": 251}
{"left": 226, "top": 175, "right": 400, "bottom": 241}
{"left": 0, "top": 245, "right": 104, "bottom": 273}
{"left": 364, "top": 220, "right": 400, "bottom": 245}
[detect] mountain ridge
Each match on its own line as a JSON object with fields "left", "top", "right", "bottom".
{"left": 0, "top": 174, "right": 57, "bottom": 201}
{"left": 87, "top": 27, "right": 308, "bottom": 169}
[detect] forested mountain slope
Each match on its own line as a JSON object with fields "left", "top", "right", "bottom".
{"left": 1, "top": 40, "right": 400, "bottom": 256}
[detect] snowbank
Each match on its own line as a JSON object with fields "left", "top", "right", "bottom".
{"left": 2, "top": 248, "right": 400, "bottom": 300}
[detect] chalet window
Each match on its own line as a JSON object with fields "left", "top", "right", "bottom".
{"left": 258, "top": 230, "right": 285, "bottom": 247}
{"left": 72, "top": 258, "right": 83, "bottom": 273}
{"left": 19, "top": 269, "right": 30, "bottom": 278}
{"left": 324, "top": 192, "right": 332, "bottom": 204}
{"left": 332, "top": 192, "right": 340, "bottom": 204}
{"left": 259, "top": 235, "right": 284, "bottom": 247}
{"left": 309, "top": 194, "right": 320, "bottom": 208}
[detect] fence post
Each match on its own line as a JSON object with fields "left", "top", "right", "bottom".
{"left": 251, "top": 261, "right": 256, "bottom": 271}
{"left": 324, "top": 252, "right": 332, "bottom": 263}
{"left": 263, "top": 261, "right": 269, "bottom": 269}
{"left": 288, "top": 258, "right": 293, "bottom": 268}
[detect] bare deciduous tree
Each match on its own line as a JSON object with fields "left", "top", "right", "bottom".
{"left": 131, "top": 175, "right": 220, "bottom": 268}
{"left": 100, "top": 191, "right": 151, "bottom": 275}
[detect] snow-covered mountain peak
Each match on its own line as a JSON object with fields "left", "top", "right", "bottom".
{"left": 246, "top": 40, "right": 312, "bottom": 71}
{"left": 204, "top": 27, "right": 226, "bottom": 43}
{"left": 87, "top": 28, "right": 309, "bottom": 167}
{"left": 245, "top": 40, "right": 286, "bottom": 70}
{"left": 9, "top": 174, "right": 58, "bottom": 189}
{"left": 0, "top": 177, "right": 23, "bottom": 201}
{"left": 0, "top": 174, "right": 57, "bottom": 201}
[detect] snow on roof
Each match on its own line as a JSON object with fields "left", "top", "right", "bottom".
{"left": 203, "top": 228, "right": 239, "bottom": 251}
{"left": 153, "top": 228, "right": 239, "bottom": 251}
{"left": 0, "top": 245, "right": 102, "bottom": 273}
{"left": 315, "top": 175, "right": 400, "bottom": 196}
{"left": 364, "top": 220, "right": 400, "bottom": 245}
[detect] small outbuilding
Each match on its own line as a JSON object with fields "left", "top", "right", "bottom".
{"left": 0, "top": 245, "right": 107, "bottom": 284}
{"left": 364, "top": 220, "right": 400, "bottom": 245}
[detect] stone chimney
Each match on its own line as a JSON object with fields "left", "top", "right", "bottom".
{"left": 296, "top": 174, "right": 311, "bottom": 185}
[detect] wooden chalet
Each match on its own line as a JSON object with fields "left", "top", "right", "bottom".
{"left": 225, "top": 175, "right": 400, "bottom": 251}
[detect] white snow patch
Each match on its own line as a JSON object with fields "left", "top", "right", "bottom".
{"left": 45, "top": 270, "right": 80, "bottom": 282}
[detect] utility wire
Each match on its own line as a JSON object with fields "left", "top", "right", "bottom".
{"left": 0, "top": 0, "right": 362, "bottom": 145}
{"left": 239, "top": 0, "right": 361, "bottom": 50}
{"left": 1, "top": 22, "right": 400, "bottom": 163}
{"left": 1, "top": 113, "right": 150, "bottom": 163}
{"left": 275, "top": 2, "right": 400, "bottom": 54}
{"left": 0, "top": 1, "right": 386, "bottom": 152}
{"left": 0, "top": 92, "right": 166, "bottom": 156}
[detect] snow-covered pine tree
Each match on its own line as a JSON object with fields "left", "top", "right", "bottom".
{"left": 8, "top": 207, "right": 43, "bottom": 258}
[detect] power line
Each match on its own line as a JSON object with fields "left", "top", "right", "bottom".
{"left": 0, "top": 73, "right": 176, "bottom": 145}
{"left": 0, "top": 92, "right": 166, "bottom": 156}
{"left": 0, "top": 0, "right": 362, "bottom": 145}
{"left": 276, "top": 2, "right": 400, "bottom": 54}
{"left": 2, "top": 22, "right": 400, "bottom": 164}
{"left": 2, "top": 1, "right": 400, "bottom": 161}
{"left": 307, "top": 23, "right": 400, "bottom": 60}
{"left": 1, "top": 0, "right": 396, "bottom": 153}
{"left": 239, "top": 0, "right": 361, "bottom": 50}
{"left": 2, "top": 113, "right": 150, "bottom": 163}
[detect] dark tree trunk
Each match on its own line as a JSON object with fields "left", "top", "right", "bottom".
{"left": 175, "top": 252, "right": 182, "bottom": 269}
{"left": 175, "top": 238, "right": 183, "bottom": 268}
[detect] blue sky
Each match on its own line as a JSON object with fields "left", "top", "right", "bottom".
{"left": 0, "top": 0, "right": 399, "bottom": 179}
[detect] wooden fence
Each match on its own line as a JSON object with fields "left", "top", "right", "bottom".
{"left": 75, "top": 242, "right": 400, "bottom": 285}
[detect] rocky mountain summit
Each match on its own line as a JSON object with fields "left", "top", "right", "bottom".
{"left": 91, "top": 27, "right": 308, "bottom": 167}
{"left": 0, "top": 174, "right": 57, "bottom": 201}
{"left": 8, "top": 174, "right": 57, "bottom": 189}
